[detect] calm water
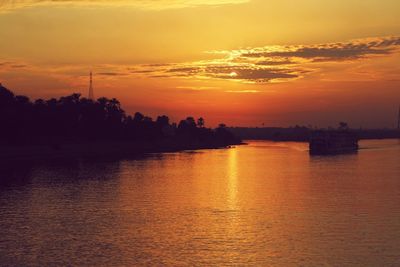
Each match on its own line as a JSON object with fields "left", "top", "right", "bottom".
{"left": 0, "top": 139, "right": 400, "bottom": 266}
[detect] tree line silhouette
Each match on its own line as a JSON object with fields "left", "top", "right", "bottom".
{"left": 0, "top": 84, "right": 241, "bottom": 149}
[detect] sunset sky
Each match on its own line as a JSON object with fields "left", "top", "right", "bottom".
{"left": 1, "top": 0, "right": 400, "bottom": 127}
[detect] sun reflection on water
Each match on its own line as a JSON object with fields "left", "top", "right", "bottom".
{"left": 227, "top": 148, "right": 238, "bottom": 210}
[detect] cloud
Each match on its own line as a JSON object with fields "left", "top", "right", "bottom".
{"left": 167, "top": 67, "right": 202, "bottom": 74}
{"left": 0, "top": 0, "right": 249, "bottom": 12}
{"left": 239, "top": 36, "right": 400, "bottom": 62}
{"left": 175, "top": 86, "right": 219, "bottom": 91}
{"left": 0, "top": 60, "right": 29, "bottom": 70}
{"left": 145, "top": 63, "right": 299, "bottom": 83}
{"left": 204, "top": 66, "right": 298, "bottom": 81}
{"left": 134, "top": 36, "right": 400, "bottom": 83}
{"left": 2, "top": 36, "right": 399, "bottom": 85}
{"left": 256, "top": 59, "right": 295, "bottom": 66}
{"left": 0, "top": 62, "right": 10, "bottom": 68}
{"left": 129, "top": 69, "right": 156, "bottom": 74}
{"left": 97, "top": 72, "right": 127, "bottom": 76}
{"left": 10, "top": 64, "right": 27, "bottom": 68}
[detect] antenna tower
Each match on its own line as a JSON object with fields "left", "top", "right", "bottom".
{"left": 88, "top": 71, "right": 94, "bottom": 100}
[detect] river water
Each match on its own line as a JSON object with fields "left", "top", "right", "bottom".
{"left": 0, "top": 139, "right": 399, "bottom": 266}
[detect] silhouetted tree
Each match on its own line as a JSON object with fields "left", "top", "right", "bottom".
{"left": 185, "top": 117, "right": 196, "bottom": 128}
{"left": 218, "top": 123, "right": 226, "bottom": 129}
{"left": 197, "top": 117, "right": 205, "bottom": 128}
{"left": 0, "top": 84, "right": 241, "bottom": 148}
{"left": 133, "top": 112, "right": 144, "bottom": 123}
{"left": 156, "top": 115, "right": 169, "bottom": 127}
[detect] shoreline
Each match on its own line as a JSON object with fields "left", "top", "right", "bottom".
{"left": 0, "top": 141, "right": 245, "bottom": 162}
{"left": 1, "top": 138, "right": 397, "bottom": 162}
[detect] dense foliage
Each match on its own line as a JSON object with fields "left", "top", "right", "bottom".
{"left": 0, "top": 84, "right": 240, "bottom": 148}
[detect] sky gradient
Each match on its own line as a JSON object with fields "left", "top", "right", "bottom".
{"left": 1, "top": 0, "right": 400, "bottom": 127}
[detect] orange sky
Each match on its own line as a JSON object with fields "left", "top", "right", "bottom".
{"left": 1, "top": 0, "right": 400, "bottom": 127}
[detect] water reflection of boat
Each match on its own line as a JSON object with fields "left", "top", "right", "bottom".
{"left": 309, "top": 130, "right": 359, "bottom": 155}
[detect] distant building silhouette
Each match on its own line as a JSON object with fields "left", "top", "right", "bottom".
{"left": 88, "top": 71, "right": 94, "bottom": 100}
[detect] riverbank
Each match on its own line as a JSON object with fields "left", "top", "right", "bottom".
{"left": 0, "top": 140, "right": 244, "bottom": 162}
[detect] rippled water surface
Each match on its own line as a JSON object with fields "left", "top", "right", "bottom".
{"left": 1, "top": 139, "right": 400, "bottom": 266}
